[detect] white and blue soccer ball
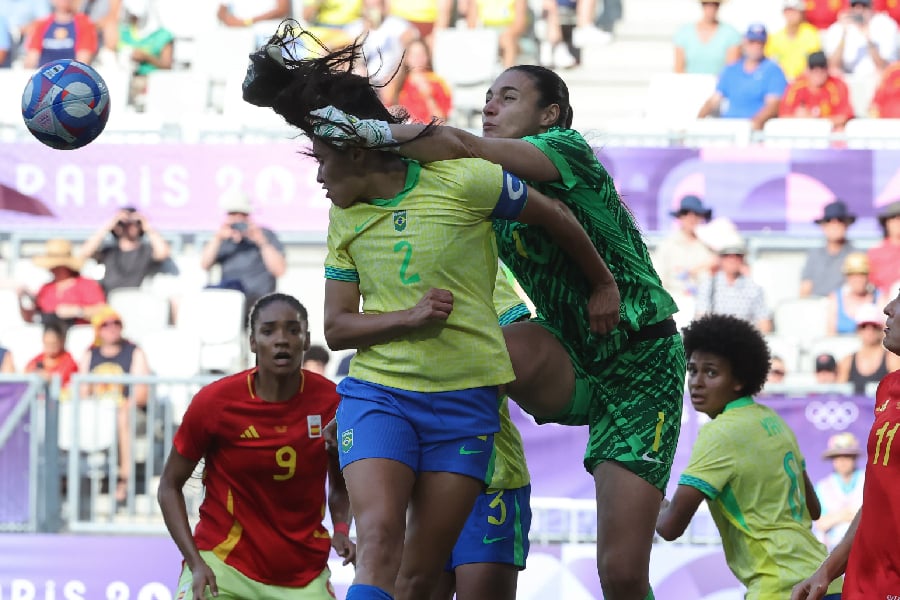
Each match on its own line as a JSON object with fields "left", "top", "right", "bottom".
{"left": 21, "top": 59, "right": 110, "bottom": 150}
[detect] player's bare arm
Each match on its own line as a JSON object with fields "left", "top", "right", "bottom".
{"left": 324, "top": 279, "right": 453, "bottom": 350}
{"left": 655, "top": 484, "right": 707, "bottom": 541}
{"left": 518, "top": 185, "right": 620, "bottom": 334}
{"left": 791, "top": 508, "right": 861, "bottom": 600}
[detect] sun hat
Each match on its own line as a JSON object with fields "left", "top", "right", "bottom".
{"left": 32, "top": 239, "right": 84, "bottom": 272}
{"left": 822, "top": 432, "right": 861, "bottom": 458}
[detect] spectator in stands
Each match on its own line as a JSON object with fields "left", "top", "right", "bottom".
{"left": 836, "top": 302, "right": 900, "bottom": 394}
{"left": 302, "top": 0, "right": 361, "bottom": 29}
{"left": 0, "top": 15, "right": 11, "bottom": 67}
{"left": 824, "top": 0, "right": 898, "bottom": 76}
{"left": 24, "top": 322, "right": 79, "bottom": 389}
{"left": 538, "top": 0, "right": 578, "bottom": 69}
{"left": 79, "top": 0, "right": 120, "bottom": 63}
{"left": 344, "top": 0, "right": 419, "bottom": 89}
{"left": 826, "top": 252, "right": 879, "bottom": 335}
{"left": 463, "top": 0, "right": 529, "bottom": 68}
{"left": 0, "top": 0, "right": 51, "bottom": 64}
{"left": 0, "top": 344, "right": 15, "bottom": 373}
{"left": 652, "top": 195, "right": 717, "bottom": 297}
{"left": 673, "top": 0, "right": 742, "bottom": 75}
{"left": 813, "top": 432, "right": 865, "bottom": 551}
{"left": 389, "top": 0, "right": 452, "bottom": 44}
{"left": 780, "top": 51, "right": 854, "bottom": 130}
{"left": 216, "top": 0, "right": 290, "bottom": 41}
{"left": 767, "top": 0, "right": 823, "bottom": 81}
{"left": 806, "top": 0, "right": 846, "bottom": 31}
{"left": 18, "top": 239, "right": 106, "bottom": 328}
{"left": 695, "top": 236, "right": 774, "bottom": 333}
{"left": 768, "top": 355, "right": 788, "bottom": 384}
{"left": 698, "top": 24, "right": 789, "bottom": 130}
{"left": 23, "top": 0, "right": 98, "bottom": 68}
{"left": 200, "top": 191, "right": 286, "bottom": 317}
{"left": 303, "top": 344, "right": 330, "bottom": 376}
{"left": 800, "top": 200, "right": 858, "bottom": 297}
{"left": 867, "top": 200, "right": 900, "bottom": 297}
{"left": 593, "top": 0, "right": 621, "bottom": 42}
{"left": 77, "top": 207, "right": 171, "bottom": 295}
{"left": 117, "top": 0, "right": 174, "bottom": 104}
{"left": 869, "top": 59, "right": 900, "bottom": 116}
{"left": 78, "top": 305, "right": 150, "bottom": 507}
{"left": 388, "top": 38, "right": 452, "bottom": 123}
{"left": 815, "top": 352, "right": 839, "bottom": 383}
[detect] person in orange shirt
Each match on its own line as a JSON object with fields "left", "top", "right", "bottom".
{"left": 869, "top": 60, "right": 900, "bottom": 116}
{"left": 780, "top": 50, "right": 854, "bottom": 129}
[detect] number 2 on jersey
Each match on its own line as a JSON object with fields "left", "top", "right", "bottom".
{"left": 394, "top": 241, "right": 421, "bottom": 285}
{"left": 873, "top": 421, "right": 900, "bottom": 467}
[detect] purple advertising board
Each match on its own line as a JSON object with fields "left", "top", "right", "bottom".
{"left": 0, "top": 534, "right": 743, "bottom": 599}
{"left": 0, "top": 382, "right": 31, "bottom": 526}
{"left": 2, "top": 143, "right": 900, "bottom": 235}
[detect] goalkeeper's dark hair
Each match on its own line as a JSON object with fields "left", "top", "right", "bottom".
{"left": 242, "top": 20, "right": 435, "bottom": 148}
{"left": 681, "top": 314, "right": 771, "bottom": 397}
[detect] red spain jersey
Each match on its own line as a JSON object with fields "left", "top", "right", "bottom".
{"left": 174, "top": 368, "right": 339, "bottom": 587}
{"left": 872, "top": 63, "right": 900, "bottom": 118}
{"left": 843, "top": 370, "right": 900, "bottom": 598}
{"left": 779, "top": 74, "right": 853, "bottom": 120}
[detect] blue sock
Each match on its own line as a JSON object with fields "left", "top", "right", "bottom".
{"left": 345, "top": 584, "right": 394, "bottom": 600}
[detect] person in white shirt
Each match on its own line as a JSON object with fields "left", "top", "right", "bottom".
{"left": 824, "top": 0, "right": 898, "bottom": 76}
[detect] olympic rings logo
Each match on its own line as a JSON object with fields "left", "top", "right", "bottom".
{"left": 804, "top": 401, "right": 860, "bottom": 430}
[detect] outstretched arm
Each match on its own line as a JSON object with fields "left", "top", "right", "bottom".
{"left": 389, "top": 123, "right": 561, "bottom": 182}
{"left": 656, "top": 484, "right": 706, "bottom": 541}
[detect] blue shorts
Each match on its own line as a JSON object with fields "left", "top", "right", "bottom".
{"left": 446, "top": 485, "right": 532, "bottom": 570}
{"left": 336, "top": 377, "right": 500, "bottom": 481}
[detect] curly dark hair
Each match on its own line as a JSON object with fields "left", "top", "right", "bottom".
{"left": 681, "top": 314, "right": 771, "bottom": 397}
{"left": 242, "top": 20, "right": 435, "bottom": 148}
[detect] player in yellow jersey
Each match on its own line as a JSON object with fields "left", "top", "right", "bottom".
{"left": 657, "top": 314, "right": 842, "bottom": 599}
{"left": 432, "top": 267, "right": 533, "bottom": 600}
{"left": 243, "top": 27, "right": 619, "bottom": 600}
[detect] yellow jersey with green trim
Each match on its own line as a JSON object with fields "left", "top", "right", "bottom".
{"left": 679, "top": 397, "right": 843, "bottom": 599}
{"left": 490, "top": 267, "right": 531, "bottom": 490}
{"left": 325, "top": 158, "right": 515, "bottom": 392}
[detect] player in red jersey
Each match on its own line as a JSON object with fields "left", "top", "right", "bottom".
{"left": 157, "top": 293, "right": 354, "bottom": 600}
{"left": 792, "top": 291, "right": 900, "bottom": 600}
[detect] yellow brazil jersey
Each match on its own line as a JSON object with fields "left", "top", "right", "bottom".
{"left": 490, "top": 266, "right": 531, "bottom": 490}
{"left": 325, "top": 158, "right": 515, "bottom": 393}
{"left": 680, "top": 398, "right": 843, "bottom": 599}
{"left": 389, "top": 0, "right": 437, "bottom": 24}
{"left": 765, "top": 23, "right": 821, "bottom": 81}
{"left": 475, "top": 0, "right": 517, "bottom": 27}
{"left": 306, "top": 0, "right": 362, "bottom": 27}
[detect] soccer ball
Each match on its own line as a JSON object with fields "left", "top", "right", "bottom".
{"left": 21, "top": 59, "right": 110, "bottom": 150}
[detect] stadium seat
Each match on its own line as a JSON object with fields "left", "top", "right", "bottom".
{"left": 0, "top": 68, "right": 32, "bottom": 127}
{"left": 669, "top": 293, "right": 697, "bottom": 332}
{"left": 773, "top": 297, "right": 830, "bottom": 342}
{"left": 762, "top": 118, "right": 834, "bottom": 149}
{"left": 143, "top": 70, "right": 210, "bottom": 121}
{"left": 107, "top": 288, "right": 170, "bottom": 342}
{"left": 593, "top": 118, "right": 676, "bottom": 147}
{"left": 844, "top": 118, "right": 900, "bottom": 149}
{"left": 806, "top": 335, "right": 862, "bottom": 370}
{"left": 644, "top": 73, "right": 717, "bottom": 128}
{"left": 432, "top": 27, "right": 500, "bottom": 127}
{"left": 764, "top": 334, "right": 802, "bottom": 374}
{"left": 0, "top": 289, "right": 25, "bottom": 329}
{"left": 176, "top": 289, "right": 246, "bottom": 373}
{"left": 140, "top": 327, "right": 204, "bottom": 424}
{"left": 0, "top": 323, "right": 43, "bottom": 372}
{"left": 750, "top": 253, "right": 807, "bottom": 311}
{"left": 682, "top": 118, "right": 754, "bottom": 147}
{"left": 66, "top": 324, "right": 97, "bottom": 358}
{"left": 101, "top": 111, "right": 172, "bottom": 144}
{"left": 58, "top": 396, "right": 118, "bottom": 455}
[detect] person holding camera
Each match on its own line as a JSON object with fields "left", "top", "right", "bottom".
{"left": 823, "top": 0, "right": 897, "bottom": 76}
{"left": 78, "top": 206, "right": 171, "bottom": 295}
{"left": 199, "top": 191, "right": 286, "bottom": 317}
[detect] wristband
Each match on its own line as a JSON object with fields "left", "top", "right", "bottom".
{"left": 333, "top": 522, "right": 350, "bottom": 536}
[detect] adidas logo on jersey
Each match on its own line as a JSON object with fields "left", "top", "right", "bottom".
{"left": 240, "top": 425, "right": 260, "bottom": 439}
